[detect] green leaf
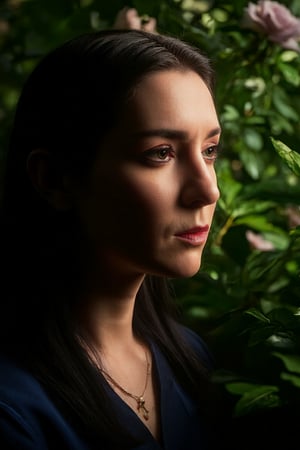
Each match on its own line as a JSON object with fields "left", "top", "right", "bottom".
{"left": 239, "top": 147, "right": 265, "bottom": 179}
{"left": 222, "top": 104, "right": 240, "bottom": 121}
{"left": 271, "top": 138, "right": 300, "bottom": 176}
{"left": 234, "top": 386, "right": 281, "bottom": 416}
{"left": 280, "top": 50, "right": 299, "bottom": 62}
{"left": 226, "top": 382, "right": 260, "bottom": 395}
{"left": 231, "top": 200, "right": 275, "bottom": 219}
{"left": 243, "top": 128, "right": 263, "bottom": 151}
{"left": 248, "top": 325, "right": 277, "bottom": 346}
{"left": 278, "top": 62, "right": 300, "bottom": 86}
{"left": 272, "top": 352, "right": 300, "bottom": 374}
{"left": 217, "top": 160, "right": 243, "bottom": 208}
{"left": 281, "top": 372, "right": 300, "bottom": 388}
{"left": 226, "top": 383, "right": 280, "bottom": 416}
{"left": 245, "top": 308, "right": 270, "bottom": 323}
{"left": 235, "top": 215, "right": 283, "bottom": 234}
{"left": 272, "top": 87, "right": 299, "bottom": 121}
{"left": 244, "top": 250, "right": 283, "bottom": 284}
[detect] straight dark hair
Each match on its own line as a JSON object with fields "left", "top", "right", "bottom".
{"left": 0, "top": 29, "right": 217, "bottom": 447}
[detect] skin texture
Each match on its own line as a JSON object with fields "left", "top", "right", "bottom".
{"left": 28, "top": 68, "right": 221, "bottom": 440}
{"left": 72, "top": 69, "right": 221, "bottom": 289}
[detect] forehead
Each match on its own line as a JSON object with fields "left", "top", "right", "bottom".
{"left": 120, "top": 69, "right": 217, "bottom": 132}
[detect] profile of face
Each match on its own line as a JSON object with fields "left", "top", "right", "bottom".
{"left": 64, "top": 69, "right": 221, "bottom": 281}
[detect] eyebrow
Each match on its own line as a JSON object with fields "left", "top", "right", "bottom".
{"left": 131, "top": 126, "right": 221, "bottom": 140}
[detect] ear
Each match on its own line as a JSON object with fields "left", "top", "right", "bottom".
{"left": 26, "top": 149, "right": 73, "bottom": 211}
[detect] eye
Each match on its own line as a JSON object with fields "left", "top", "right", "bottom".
{"left": 202, "top": 144, "right": 220, "bottom": 162}
{"left": 143, "top": 145, "right": 175, "bottom": 163}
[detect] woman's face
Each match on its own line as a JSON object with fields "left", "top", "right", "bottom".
{"left": 74, "top": 69, "right": 220, "bottom": 279}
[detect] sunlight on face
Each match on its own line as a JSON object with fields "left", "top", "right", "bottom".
{"left": 74, "top": 70, "right": 221, "bottom": 280}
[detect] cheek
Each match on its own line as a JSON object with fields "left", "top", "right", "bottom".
{"left": 90, "top": 170, "right": 174, "bottom": 242}
{"left": 107, "top": 171, "right": 173, "bottom": 222}
{"left": 206, "top": 203, "right": 217, "bottom": 226}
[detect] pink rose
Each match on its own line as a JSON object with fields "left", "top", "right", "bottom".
{"left": 243, "top": 1, "right": 300, "bottom": 52}
{"left": 113, "top": 7, "right": 157, "bottom": 33}
{"left": 245, "top": 230, "right": 275, "bottom": 251}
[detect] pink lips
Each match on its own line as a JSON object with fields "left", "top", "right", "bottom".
{"left": 174, "top": 225, "right": 209, "bottom": 246}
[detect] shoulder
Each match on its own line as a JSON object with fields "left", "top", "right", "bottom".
{"left": 0, "top": 355, "right": 49, "bottom": 448}
{"left": 0, "top": 355, "right": 48, "bottom": 417}
{"left": 0, "top": 354, "right": 67, "bottom": 409}
{"left": 0, "top": 355, "right": 88, "bottom": 449}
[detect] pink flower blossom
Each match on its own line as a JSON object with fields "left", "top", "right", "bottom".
{"left": 113, "top": 7, "right": 157, "bottom": 33}
{"left": 246, "top": 230, "right": 275, "bottom": 251}
{"left": 285, "top": 206, "right": 300, "bottom": 228}
{"left": 243, "top": 1, "right": 300, "bottom": 52}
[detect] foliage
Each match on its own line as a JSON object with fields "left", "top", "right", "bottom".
{"left": 1, "top": 0, "right": 300, "bottom": 428}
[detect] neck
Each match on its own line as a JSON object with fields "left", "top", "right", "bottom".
{"left": 76, "top": 272, "right": 145, "bottom": 351}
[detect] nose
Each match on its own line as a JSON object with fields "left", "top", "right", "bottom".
{"left": 179, "top": 155, "right": 220, "bottom": 208}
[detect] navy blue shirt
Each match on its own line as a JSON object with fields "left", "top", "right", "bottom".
{"left": 0, "top": 328, "right": 213, "bottom": 449}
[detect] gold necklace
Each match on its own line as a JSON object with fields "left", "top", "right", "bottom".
{"left": 100, "top": 349, "right": 151, "bottom": 421}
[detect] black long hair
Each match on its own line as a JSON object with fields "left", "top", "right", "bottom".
{"left": 0, "top": 29, "right": 217, "bottom": 447}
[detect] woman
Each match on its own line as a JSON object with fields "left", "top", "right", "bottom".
{"left": 0, "top": 29, "right": 221, "bottom": 449}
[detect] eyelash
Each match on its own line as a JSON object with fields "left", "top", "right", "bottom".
{"left": 144, "top": 145, "right": 175, "bottom": 163}
{"left": 202, "top": 145, "right": 221, "bottom": 161}
{"left": 144, "top": 144, "right": 221, "bottom": 164}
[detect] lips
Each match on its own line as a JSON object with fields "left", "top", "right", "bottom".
{"left": 174, "top": 225, "right": 209, "bottom": 245}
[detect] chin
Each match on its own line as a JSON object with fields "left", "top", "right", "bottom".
{"left": 166, "top": 259, "right": 203, "bottom": 279}
{"left": 179, "top": 266, "right": 201, "bottom": 278}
